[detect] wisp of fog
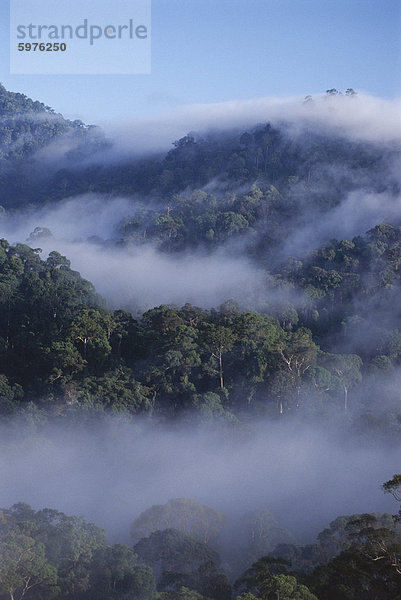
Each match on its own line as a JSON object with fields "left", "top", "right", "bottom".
{"left": 0, "top": 194, "right": 267, "bottom": 311}
{"left": 101, "top": 93, "right": 401, "bottom": 157}
{"left": 0, "top": 416, "right": 397, "bottom": 545}
{"left": 2, "top": 93, "right": 401, "bottom": 313}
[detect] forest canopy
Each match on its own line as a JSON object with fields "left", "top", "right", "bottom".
{"left": 1, "top": 85, "right": 401, "bottom": 599}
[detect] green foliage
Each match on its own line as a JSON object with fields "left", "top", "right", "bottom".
{"left": 0, "top": 503, "right": 156, "bottom": 600}
{"left": 131, "top": 499, "right": 225, "bottom": 544}
{"left": 84, "top": 545, "right": 156, "bottom": 599}
{"left": 1, "top": 86, "right": 401, "bottom": 429}
{"left": 259, "top": 574, "right": 318, "bottom": 600}
{"left": 133, "top": 526, "right": 230, "bottom": 600}
{"left": 234, "top": 556, "right": 317, "bottom": 599}
{"left": 0, "top": 374, "right": 23, "bottom": 415}
{"left": 0, "top": 83, "right": 92, "bottom": 165}
{"left": 0, "top": 530, "right": 58, "bottom": 600}
{"left": 133, "top": 527, "right": 220, "bottom": 579}
{"left": 383, "top": 474, "right": 401, "bottom": 501}
{"left": 0, "top": 239, "right": 374, "bottom": 422}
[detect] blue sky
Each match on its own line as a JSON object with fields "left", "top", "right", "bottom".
{"left": 1, "top": 0, "right": 400, "bottom": 125}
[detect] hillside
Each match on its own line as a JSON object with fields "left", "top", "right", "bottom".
{"left": 1, "top": 86, "right": 401, "bottom": 600}
{"left": 0, "top": 88, "right": 400, "bottom": 431}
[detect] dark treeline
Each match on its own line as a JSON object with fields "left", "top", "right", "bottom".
{"left": 2, "top": 483, "right": 401, "bottom": 600}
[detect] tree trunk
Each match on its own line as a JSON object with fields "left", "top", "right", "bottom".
{"left": 219, "top": 352, "right": 224, "bottom": 389}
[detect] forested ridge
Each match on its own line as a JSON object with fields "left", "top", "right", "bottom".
{"left": 1, "top": 86, "right": 401, "bottom": 599}
{"left": 2, "top": 227, "right": 401, "bottom": 434}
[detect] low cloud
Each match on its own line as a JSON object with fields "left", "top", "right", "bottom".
{"left": 0, "top": 416, "right": 397, "bottom": 544}
{"left": 102, "top": 93, "right": 401, "bottom": 158}
{"left": 1, "top": 195, "right": 267, "bottom": 311}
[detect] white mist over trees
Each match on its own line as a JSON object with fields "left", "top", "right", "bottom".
{"left": 0, "top": 86, "right": 401, "bottom": 599}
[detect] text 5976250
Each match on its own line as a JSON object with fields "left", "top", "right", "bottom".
{"left": 18, "top": 42, "right": 67, "bottom": 51}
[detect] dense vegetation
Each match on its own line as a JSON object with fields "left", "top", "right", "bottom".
{"left": 2, "top": 486, "right": 401, "bottom": 600}
{"left": 1, "top": 86, "right": 401, "bottom": 598}
{"left": 0, "top": 238, "right": 362, "bottom": 422}
{"left": 2, "top": 230, "right": 401, "bottom": 438}
{"left": 0, "top": 83, "right": 90, "bottom": 164}
{"left": 0, "top": 502, "right": 155, "bottom": 600}
{"left": 0, "top": 86, "right": 399, "bottom": 209}
{"left": 0, "top": 83, "right": 106, "bottom": 206}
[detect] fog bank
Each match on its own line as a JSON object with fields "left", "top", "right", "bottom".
{"left": 103, "top": 93, "right": 401, "bottom": 157}
{"left": 1, "top": 195, "right": 267, "bottom": 310}
{"left": 0, "top": 416, "right": 397, "bottom": 544}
